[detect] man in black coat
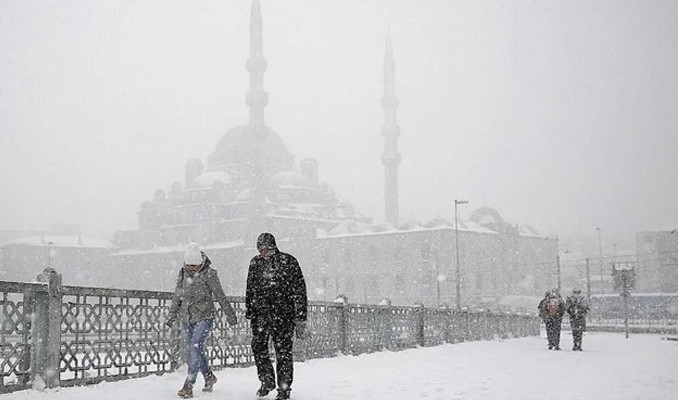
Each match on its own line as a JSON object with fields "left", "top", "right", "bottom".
{"left": 246, "top": 232, "right": 308, "bottom": 400}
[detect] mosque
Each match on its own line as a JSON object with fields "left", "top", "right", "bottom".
{"left": 110, "top": 0, "right": 558, "bottom": 308}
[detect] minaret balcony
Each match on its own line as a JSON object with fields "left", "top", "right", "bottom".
{"left": 246, "top": 57, "right": 268, "bottom": 73}
{"left": 381, "top": 97, "right": 400, "bottom": 109}
{"left": 381, "top": 153, "right": 401, "bottom": 165}
{"left": 246, "top": 90, "right": 269, "bottom": 107}
{"left": 381, "top": 126, "right": 400, "bottom": 138}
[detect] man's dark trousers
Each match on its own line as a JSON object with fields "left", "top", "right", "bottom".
{"left": 572, "top": 328, "right": 583, "bottom": 349}
{"left": 251, "top": 317, "right": 295, "bottom": 390}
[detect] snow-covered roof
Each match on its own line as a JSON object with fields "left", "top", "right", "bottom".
{"left": 459, "top": 220, "right": 499, "bottom": 234}
{"left": 518, "top": 224, "right": 542, "bottom": 237}
{"left": 0, "top": 235, "right": 115, "bottom": 249}
{"left": 110, "top": 240, "right": 244, "bottom": 256}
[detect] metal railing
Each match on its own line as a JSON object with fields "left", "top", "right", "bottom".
{"left": 0, "top": 268, "right": 539, "bottom": 393}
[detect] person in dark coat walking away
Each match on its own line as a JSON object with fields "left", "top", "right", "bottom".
{"left": 166, "top": 242, "right": 238, "bottom": 398}
{"left": 246, "top": 232, "right": 308, "bottom": 400}
{"left": 538, "top": 289, "right": 565, "bottom": 350}
{"left": 565, "top": 288, "right": 590, "bottom": 351}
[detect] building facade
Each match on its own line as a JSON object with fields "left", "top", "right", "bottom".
{"left": 636, "top": 230, "right": 678, "bottom": 292}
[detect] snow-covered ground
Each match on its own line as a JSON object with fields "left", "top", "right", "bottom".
{"left": 5, "top": 331, "right": 678, "bottom": 400}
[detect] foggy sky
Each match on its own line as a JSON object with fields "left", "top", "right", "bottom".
{"left": 1, "top": 0, "right": 677, "bottom": 248}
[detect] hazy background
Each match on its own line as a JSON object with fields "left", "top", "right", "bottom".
{"left": 1, "top": 0, "right": 677, "bottom": 249}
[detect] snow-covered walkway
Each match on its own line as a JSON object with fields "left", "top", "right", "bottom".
{"left": 5, "top": 331, "right": 678, "bottom": 400}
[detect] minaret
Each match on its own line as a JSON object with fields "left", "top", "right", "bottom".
{"left": 246, "top": 0, "right": 269, "bottom": 234}
{"left": 381, "top": 29, "right": 401, "bottom": 226}
{"left": 246, "top": 0, "right": 268, "bottom": 132}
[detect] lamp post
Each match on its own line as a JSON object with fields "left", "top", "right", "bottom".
{"left": 434, "top": 261, "right": 441, "bottom": 306}
{"left": 613, "top": 243, "right": 617, "bottom": 264}
{"left": 47, "top": 241, "right": 54, "bottom": 270}
{"left": 454, "top": 199, "right": 468, "bottom": 309}
{"left": 596, "top": 227, "right": 603, "bottom": 294}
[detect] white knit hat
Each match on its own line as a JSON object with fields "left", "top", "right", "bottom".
{"left": 184, "top": 242, "right": 203, "bottom": 265}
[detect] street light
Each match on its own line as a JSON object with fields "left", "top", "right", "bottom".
{"left": 454, "top": 199, "right": 469, "bottom": 309}
{"left": 613, "top": 243, "right": 617, "bottom": 264}
{"left": 596, "top": 227, "right": 603, "bottom": 294}
{"left": 47, "top": 241, "right": 54, "bottom": 270}
{"left": 433, "top": 261, "right": 441, "bottom": 306}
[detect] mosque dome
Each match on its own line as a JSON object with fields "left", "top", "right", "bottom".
{"left": 207, "top": 125, "right": 294, "bottom": 170}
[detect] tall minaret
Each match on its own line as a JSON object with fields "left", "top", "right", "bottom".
{"left": 247, "top": 0, "right": 269, "bottom": 234}
{"left": 246, "top": 0, "right": 268, "bottom": 132}
{"left": 381, "top": 29, "right": 401, "bottom": 226}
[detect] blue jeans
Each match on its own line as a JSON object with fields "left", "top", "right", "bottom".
{"left": 183, "top": 319, "right": 213, "bottom": 385}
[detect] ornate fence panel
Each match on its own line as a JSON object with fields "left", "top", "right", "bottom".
{"left": 347, "top": 305, "right": 385, "bottom": 354}
{"left": 0, "top": 269, "right": 540, "bottom": 393}
{"left": 58, "top": 285, "right": 177, "bottom": 387}
{"left": 292, "top": 303, "right": 343, "bottom": 361}
{"left": 0, "top": 281, "right": 43, "bottom": 393}
{"left": 205, "top": 300, "right": 251, "bottom": 368}
{"left": 388, "top": 306, "right": 418, "bottom": 350}
{"left": 422, "top": 308, "right": 447, "bottom": 346}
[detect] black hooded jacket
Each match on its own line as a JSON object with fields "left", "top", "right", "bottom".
{"left": 245, "top": 234, "right": 307, "bottom": 322}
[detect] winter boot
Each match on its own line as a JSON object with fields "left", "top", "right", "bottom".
{"left": 256, "top": 381, "right": 276, "bottom": 397}
{"left": 275, "top": 389, "right": 291, "bottom": 400}
{"left": 177, "top": 384, "right": 193, "bottom": 398}
{"left": 203, "top": 371, "right": 218, "bottom": 392}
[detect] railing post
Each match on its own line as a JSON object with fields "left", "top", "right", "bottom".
{"left": 463, "top": 308, "right": 470, "bottom": 341}
{"left": 378, "top": 298, "right": 393, "bottom": 350}
{"left": 335, "top": 294, "right": 349, "bottom": 354}
{"left": 31, "top": 268, "right": 62, "bottom": 389}
{"left": 440, "top": 304, "right": 451, "bottom": 343}
{"left": 18, "top": 290, "right": 35, "bottom": 386}
{"left": 413, "top": 302, "right": 425, "bottom": 346}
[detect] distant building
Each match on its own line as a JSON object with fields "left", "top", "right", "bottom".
{"left": 107, "top": 0, "right": 558, "bottom": 307}
{"left": 636, "top": 230, "right": 678, "bottom": 292}
{"left": 1, "top": 232, "right": 115, "bottom": 286}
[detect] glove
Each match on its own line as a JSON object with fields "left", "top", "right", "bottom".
{"left": 226, "top": 311, "right": 238, "bottom": 327}
{"left": 294, "top": 320, "right": 308, "bottom": 339}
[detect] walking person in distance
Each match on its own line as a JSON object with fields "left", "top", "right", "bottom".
{"left": 538, "top": 288, "right": 566, "bottom": 350}
{"left": 565, "top": 288, "right": 590, "bottom": 351}
{"left": 246, "top": 232, "right": 308, "bottom": 400}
